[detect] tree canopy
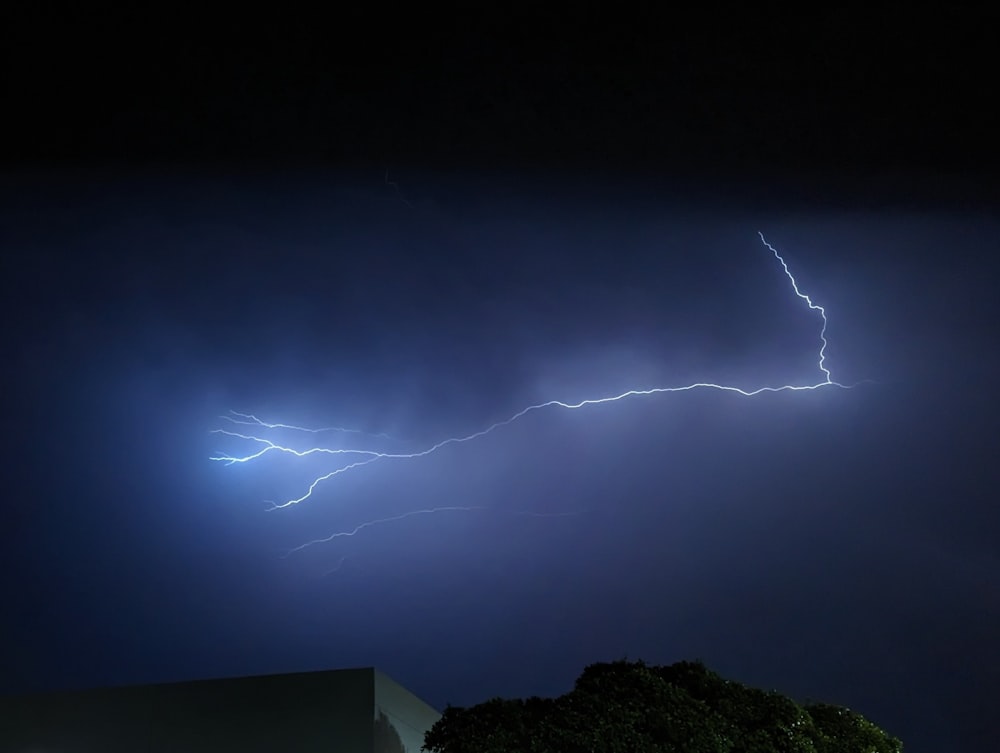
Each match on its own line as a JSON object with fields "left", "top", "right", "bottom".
{"left": 423, "top": 660, "right": 901, "bottom": 753}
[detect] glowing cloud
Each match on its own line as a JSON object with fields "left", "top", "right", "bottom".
{"left": 211, "top": 233, "right": 854, "bottom": 553}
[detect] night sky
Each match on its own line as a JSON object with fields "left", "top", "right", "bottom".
{"left": 2, "top": 8, "right": 998, "bottom": 752}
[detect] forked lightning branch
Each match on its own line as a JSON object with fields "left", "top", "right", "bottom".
{"left": 210, "top": 233, "right": 853, "bottom": 554}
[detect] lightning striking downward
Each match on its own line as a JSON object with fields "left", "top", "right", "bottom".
{"left": 211, "top": 233, "right": 854, "bottom": 553}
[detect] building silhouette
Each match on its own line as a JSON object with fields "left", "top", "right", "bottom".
{"left": 0, "top": 667, "right": 439, "bottom": 752}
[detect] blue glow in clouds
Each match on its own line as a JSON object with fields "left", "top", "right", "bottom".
{"left": 211, "top": 233, "right": 855, "bottom": 555}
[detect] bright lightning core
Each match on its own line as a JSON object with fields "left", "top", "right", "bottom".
{"left": 211, "top": 233, "right": 852, "bottom": 554}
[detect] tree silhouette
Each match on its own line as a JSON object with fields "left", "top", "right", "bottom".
{"left": 423, "top": 660, "right": 901, "bottom": 753}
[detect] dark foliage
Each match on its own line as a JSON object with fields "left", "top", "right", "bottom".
{"left": 423, "top": 660, "right": 901, "bottom": 753}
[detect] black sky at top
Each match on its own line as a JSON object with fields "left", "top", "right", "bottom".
{"left": 1, "top": 8, "right": 998, "bottom": 753}
{"left": 2, "top": 6, "right": 997, "bottom": 189}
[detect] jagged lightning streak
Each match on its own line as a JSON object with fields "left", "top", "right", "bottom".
{"left": 759, "top": 232, "right": 832, "bottom": 384}
{"left": 220, "top": 411, "right": 396, "bottom": 440}
{"left": 286, "top": 507, "right": 583, "bottom": 558}
{"left": 283, "top": 506, "right": 484, "bottom": 556}
{"left": 212, "top": 233, "right": 851, "bottom": 520}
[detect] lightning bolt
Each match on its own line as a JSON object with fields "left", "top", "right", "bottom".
{"left": 284, "top": 506, "right": 481, "bottom": 556}
{"left": 219, "top": 411, "right": 397, "bottom": 440}
{"left": 288, "top": 507, "right": 584, "bottom": 559}
{"left": 212, "top": 233, "right": 857, "bottom": 552}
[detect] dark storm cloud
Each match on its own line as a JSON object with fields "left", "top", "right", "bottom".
{"left": 0, "top": 171, "right": 996, "bottom": 751}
